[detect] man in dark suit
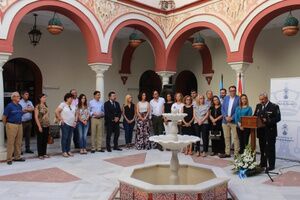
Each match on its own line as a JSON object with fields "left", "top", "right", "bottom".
{"left": 254, "top": 93, "right": 281, "bottom": 171}
{"left": 104, "top": 91, "right": 122, "bottom": 152}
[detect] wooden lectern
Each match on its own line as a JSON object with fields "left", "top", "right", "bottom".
{"left": 241, "top": 116, "right": 265, "bottom": 152}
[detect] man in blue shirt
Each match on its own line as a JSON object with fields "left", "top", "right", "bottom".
{"left": 19, "top": 91, "right": 34, "bottom": 154}
{"left": 2, "top": 92, "right": 26, "bottom": 165}
{"left": 220, "top": 86, "right": 240, "bottom": 158}
{"left": 89, "top": 91, "right": 105, "bottom": 153}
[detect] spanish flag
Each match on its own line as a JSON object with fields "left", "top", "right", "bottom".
{"left": 238, "top": 73, "right": 242, "bottom": 96}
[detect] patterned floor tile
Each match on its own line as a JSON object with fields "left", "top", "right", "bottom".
{"left": 104, "top": 153, "right": 146, "bottom": 167}
{"left": 0, "top": 167, "right": 80, "bottom": 183}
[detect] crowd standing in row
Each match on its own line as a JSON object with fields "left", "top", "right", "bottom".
{"left": 3, "top": 87, "right": 280, "bottom": 171}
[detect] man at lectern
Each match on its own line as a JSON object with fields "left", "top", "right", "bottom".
{"left": 254, "top": 93, "right": 281, "bottom": 171}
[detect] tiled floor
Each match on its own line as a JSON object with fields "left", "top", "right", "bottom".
{"left": 0, "top": 136, "right": 300, "bottom": 200}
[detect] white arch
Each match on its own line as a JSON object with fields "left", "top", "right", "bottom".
{"left": 233, "top": 0, "right": 282, "bottom": 52}
{"left": 0, "top": 0, "right": 105, "bottom": 52}
{"left": 165, "top": 15, "right": 235, "bottom": 52}
{"left": 103, "top": 13, "right": 166, "bottom": 53}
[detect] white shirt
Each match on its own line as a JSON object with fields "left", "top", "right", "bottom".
{"left": 59, "top": 102, "right": 76, "bottom": 126}
{"left": 227, "top": 96, "right": 235, "bottom": 116}
{"left": 138, "top": 101, "right": 148, "bottom": 113}
{"left": 171, "top": 102, "right": 184, "bottom": 113}
{"left": 19, "top": 99, "right": 34, "bottom": 122}
{"left": 150, "top": 97, "right": 165, "bottom": 116}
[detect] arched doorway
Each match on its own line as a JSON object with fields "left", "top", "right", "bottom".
{"left": 175, "top": 70, "right": 197, "bottom": 96}
{"left": 3, "top": 58, "right": 42, "bottom": 106}
{"left": 139, "top": 70, "right": 162, "bottom": 100}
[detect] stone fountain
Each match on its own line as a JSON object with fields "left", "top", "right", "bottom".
{"left": 119, "top": 113, "right": 230, "bottom": 200}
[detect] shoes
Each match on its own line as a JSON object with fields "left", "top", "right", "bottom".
{"left": 113, "top": 148, "right": 122, "bottom": 151}
{"left": 107, "top": 148, "right": 112, "bottom": 152}
{"left": 91, "top": 150, "right": 95, "bottom": 153}
{"left": 44, "top": 155, "right": 50, "bottom": 158}
{"left": 67, "top": 152, "right": 74, "bottom": 157}
{"left": 97, "top": 149, "right": 105, "bottom": 152}
{"left": 7, "top": 161, "right": 12, "bottom": 165}
{"left": 38, "top": 156, "right": 44, "bottom": 160}
{"left": 210, "top": 152, "right": 217, "bottom": 156}
{"left": 218, "top": 154, "right": 231, "bottom": 158}
{"left": 62, "top": 152, "right": 69, "bottom": 157}
{"left": 13, "top": 158, "right": 25, "bottom": 162}
{"left": 25, "top": 150, "right": 34, "bottom": 154}
{"left": 202, "top": 152, "right": 207, "bottom": 157}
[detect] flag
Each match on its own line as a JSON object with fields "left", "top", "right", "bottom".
{"left": 219, "top": 74, "right": 224, "bottom": 93}
{"left": 238, "top": 73, "right": 242, "bottom": 96}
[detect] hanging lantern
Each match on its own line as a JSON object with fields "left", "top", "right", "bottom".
{"left": 47, "top": 12, "right": 64, "bottom": 35}
{"left": 192, "top": 33, "right": 206, "bottom": 50}
{"left": 282, "top": 11, "right": 299, "bottom": 36}
{"left": 129, "top": 31, "right": 142, "bottom": 48}
{"left": 28, "top": 13, "right": 42, "bottom": 46}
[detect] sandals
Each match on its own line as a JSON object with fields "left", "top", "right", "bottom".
{"left": 67, "top": 152, "right": 74, "bottom": 157}
{"left": 44, "top": 155, "right": 50, "bottom": 158}
{"left": 196, "top": 152, "right": 201, "bottom": 157}
{"left": 38, "top": 156, "right": 44, "bottom": 160}
{"left": 62, "top": 152, "right": 69, "bottom": 157}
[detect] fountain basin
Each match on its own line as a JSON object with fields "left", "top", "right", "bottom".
{"left": 119, "top": 162, "right": 229, "bottom": 200}
{"left": 150, "top": 135, "right": 200, "bottom": 150}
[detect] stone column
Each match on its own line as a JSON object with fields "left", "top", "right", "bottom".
{"left": 229, "top": 62, "right": 250, "bottom": 93}
{"left": 0, "top": 53, "right": 10, "bottom": 160}
{"left": 90, "top": 63, "right": 110, "bottom": 101}
{"left": 157, "top": 71, "right": 176, "bottom": 87}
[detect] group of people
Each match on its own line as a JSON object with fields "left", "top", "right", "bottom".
{"left": 3, "top": 86, "right": 281, "bottom": 171}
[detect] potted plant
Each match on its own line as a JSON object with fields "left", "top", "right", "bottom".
{"left": 129, "top": 32, "right": 142, "bottom": 48}
{"left": 47, "top": 13, "right": 64, "bottom": 35}
{"left": 282, "top": 12, "right": 299, "bottom": 36}
{"left": 233, "top": 145, "right": 261, "bottom": 178}
{"left": 192, "top": 33, "right": 206, "bottom": 50}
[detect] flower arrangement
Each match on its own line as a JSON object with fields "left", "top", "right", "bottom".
{"left": 233, "top": 145, "right": 260, "bottom": 178}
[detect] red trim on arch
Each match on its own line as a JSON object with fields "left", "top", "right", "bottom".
{"left": 230, "top": 0, "right": 300, "bottom": 63}
{"left": 165, "top": 21, "right": 230, "bottom": 72}
{"left": 187, "top": 38, "right": 214, "bottom": 74}
{"left": 0, "top": 0, "right": 108, "bottom": 64}
{"left": 108, "top": 19, "right": 166, "bottom": 71}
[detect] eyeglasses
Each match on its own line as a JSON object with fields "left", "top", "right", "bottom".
{"left": 229, "top": 90, "right": 236, "bottom": 92}
{"left": 68, "top": 105, "right": 72, "bottom": 111}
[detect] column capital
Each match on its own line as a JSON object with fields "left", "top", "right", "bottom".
{"left": 89, "top": 63, "right": 110, "bottom": 74}
{"left": 228, "top": 62, "right": 250, "bottom": 74}
{"left": 156, "top": 71, "right": 176, "bottom": 78}
{"left": 0, "top": 52, "right": 11, "bottom": 68}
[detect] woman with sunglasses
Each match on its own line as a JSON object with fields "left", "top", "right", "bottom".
{"left": 77, "top": 94, "right": 90, "bottom": 154}
{"left": 55, "top": 93, "right": 77, "bottom": 157}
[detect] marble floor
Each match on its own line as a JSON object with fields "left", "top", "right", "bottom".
{"left": 0, "top": 136, "right": 300, "bottom": 200}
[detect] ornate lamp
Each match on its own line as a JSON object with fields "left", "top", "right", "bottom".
{"left": 282, "top": 11, "right": 299, "bottom": 36}
{"left": 28, "top": 13, "right": 42, "bottom": 46}
{"left": 48, "top": 12, "right": 64, "bottom": 35}
{"left": 192, "top": 33, "right": 206, "bottom": 50}
{"left": 159, "top": 0, "right": 175, "bottom": 11}
{"left": 129, "top": 31, "right": 142, "bottom": 47}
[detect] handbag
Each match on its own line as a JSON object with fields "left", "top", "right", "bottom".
{"left": 48, "top": 134, "right": 54, "bottom": 144}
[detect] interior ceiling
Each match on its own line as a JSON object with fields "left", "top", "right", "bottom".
{"left": 20, "top": 9, "right": 300, "bottom": 39}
